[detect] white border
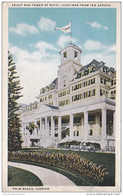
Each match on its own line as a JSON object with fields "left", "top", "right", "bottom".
{"left": 2, "top": 1, "right": 121, "bottom": 193}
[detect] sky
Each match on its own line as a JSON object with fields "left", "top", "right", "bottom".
{"left": 8, "top": 7, "right": 116, "bottom": 104}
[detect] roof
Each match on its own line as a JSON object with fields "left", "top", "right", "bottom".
{"left": 45, "top": 104, "right": 59, "bottom": 110}
{"left": 49, "top": 78, "right": 58, "bottom": 86}
{"left": 59, "top": 43, "right": 82, "bottom": 54}
{"left": 49, "top": 78, "right": 58, "bottom": 89}
{"left": 74, "top": 59, "right": 116, "bottom": 79}
{"left": 79, "top": 59, "right": 100, "bottom": 72}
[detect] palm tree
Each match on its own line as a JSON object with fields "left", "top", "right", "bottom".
{"left": 26, "top": 122, "right": 37, "bottom": 135}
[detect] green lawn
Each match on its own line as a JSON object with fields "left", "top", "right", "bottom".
{"left": 8, "top": 166, "right": 43, "bottom": 186}
{"left": 10, "top": 148, "right": 115, "bottom": 186}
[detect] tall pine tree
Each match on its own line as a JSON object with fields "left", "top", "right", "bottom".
{"left": 8, "top": 51, "right": 23, "bottom": 151}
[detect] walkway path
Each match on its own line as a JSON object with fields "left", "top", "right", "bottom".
{"left": 8, "top": 162, "right": 76, "bottom": 186}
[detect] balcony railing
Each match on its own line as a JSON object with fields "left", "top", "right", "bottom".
{"left": 61, "top": 123, "right": 70, "bottom": 130}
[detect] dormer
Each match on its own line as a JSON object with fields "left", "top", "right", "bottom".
{"left": 59, "top": 44, "right": 82, "bottom": 64}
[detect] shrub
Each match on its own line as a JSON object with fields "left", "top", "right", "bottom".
{"left": 8, "top": 151, "right": 109, "bottom": 184}
{"left": 58, "top": 140, "right": 81, "bottom": 149}
{"left": 86, "top": 142, "right": 101, "bottom": 150}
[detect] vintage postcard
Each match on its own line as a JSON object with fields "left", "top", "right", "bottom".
{"left": 2, "top": 1, "right": 121, "bottom": 193}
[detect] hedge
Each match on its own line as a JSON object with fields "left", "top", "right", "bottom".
{"left": 8, "top": 151, "right": 109, "bottom": 184}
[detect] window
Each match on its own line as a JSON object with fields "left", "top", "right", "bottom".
{"left": 63, "top": 101, "right": 65, "bottom": 105}
{"left": 48, "top": 94, "right": 52, "bottom": 99}
{"left": 103, "top": 67, "right": 105, "bottom": 72}
{"left": 89, "top": 130, "right": 93, "bottom": 136}
{"left": 77, "top": 73, "right": 81, "bottom": 78}
{"left": 88, "top": 80, "right": 90, "bottom": 85}
{"left": 74, "top": 51, "right": 78, "bottom": 59}
{"left": 63, "top": 52, "right": 67, "bottom": 59}
{"left": 111, "top": 80, "right": 113, "bottom": 86}
{"left": 91, "top": 78, "right": 95, "bottom": 84}
{"left": 104, "top": 79, "right": 106, "bottom": 84}
{"left": 72, "top": 93, "right": 82, "bottom": 102}
{"left": 88, "top": 91, "right": 91, "bottom": 97}
{"left": 84, "top": 92, "right": 86, "bottom": 98}
{"left": 77, "top": 131, "right": 79, "bottom": 136}
{"left": 100, "top": 89, "right": 103, "bottom": 96}
{"left": 40, "top": 98, "right": 44, "bottom": 102}
{"left": 84, "top": 70, "right": 89, "bottom": 75}
{"left": 100, "top": 78, "right": 103, "bottom": 84}
{"left": 92, "top": 66, "right": 95, "bottom": 72}
{"left": 63, "top": 91, "right": 66, "bottom": 96}
{"left": 92, "top": 89, "right": 95, "bottom": 96}
{"left": 93, "top": 89, "right": 95, "bottom": 96}
{"left": 45, "top": 96, "right": 47, "bottom": 101}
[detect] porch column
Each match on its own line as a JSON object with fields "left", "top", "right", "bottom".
{"left": 51, "top": 116, "right": 54, "bottom": 138}
{"left": 84, "top": 111, "right": 88, "bottom": 140}
{"left": 102, "top": 108, "right": 107, "bottom": 139}
{"left": 42, "top": 118, "right": 45, "bottom": 130}
{"left": 95, "top": 112, "right": 101, "bottom": 136}
{"left": 45, "top": 117, "right": 48, "bottom": 135}
{"left": 40, "top": 117, "right": 42, "bottom": 136}
{"left": 70, "top": 114, "right": 73, "bottom": 140}
{"left": 58, "top": 116, "right": 61, "bottom": 140}
{"left": 113, "top": 111, "right": 116, "bottom": 137}
{"left": 34, "top": 120, "right": 37, "bottom": 136}
{"left": 47, "top": 117, "right": 50, "bottom": 136}
{"left": 40, "top": 118, "right": 42, "bottom": 130}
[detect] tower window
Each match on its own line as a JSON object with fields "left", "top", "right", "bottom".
{"left": 63, "top": 52, "right": 67, "bottom": 59}
{"left": 74, "top": 51, "right": 78, "bottom": 59}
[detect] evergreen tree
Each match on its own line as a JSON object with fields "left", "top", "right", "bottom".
{"left": 8, "top": 51, "right": 23, "bottom": 151}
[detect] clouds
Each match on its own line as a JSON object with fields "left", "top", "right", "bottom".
{"left": 84, "top": 40, "right": 106, "bottom": 51}
{"left": 38, "top": 17, "right": 56, "bottom": 31}
{"left": 35, "top": 41, "right": 57, "bottom": 54}
{"left": 9, "top": 37, "right": 116, "bottom": 104}
{"left": 9, "top": 17, "right": 56, "bottom": 36}
{"left": 87, "top": 21, "right": 108, "bottom": 31}
{"left": 9, "top": 23, "right": 39, "bottom": 36}
{"left": 84, "top": 40, "right": 116, "bottom": 54}
{"left": 82, "top": 40, "right": 116, "bottom": 68}
{"left": 8, "top": 7, "right": 116, "bottom": 106}
{"left": 109, "top": 45, "right": 116, "bottom": 52}
{"left": 82, "top": 52, "right": 116, "bottom": 69}
{"left": 9, "top": 43, "right": 60, "bottom": 104}
{"left": 57, "top": 35, "right": 76, "bottom": 48}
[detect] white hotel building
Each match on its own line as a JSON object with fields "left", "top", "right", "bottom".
{"left": 20, "top": 43, "right": 116, "bottom": 151}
